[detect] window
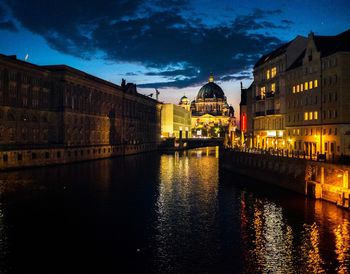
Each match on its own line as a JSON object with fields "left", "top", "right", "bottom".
{"left": 309, "top": 112, "right": 313, "bottom": 120}
{"left": 300, "top": 84, "right": 304, "bottom": 92}
{"left": 309, "top": 81, "right": 313, "bottom": 89}
{"left": 329, "top": 128, "right": 332, "bottom": 135}
{"left": 323, "top": 129, "right": 326, "bottom": 135}
{"left": 314, "top": 79, "right": 318, "bottom": 88}
{"left": 305, "top": 82, "right": 308, "bottom": 90}
{"left": 271, "top": 67, "right": 277, "bottom": 78}
{"left": 297, "top": 85, "right": 300, "bottom": 93}
{"left": 325, "top": 143, "right": 328, "bottom": 151}
{"left": 266, "top": 70, "right": 270, "bottom": 79}
{"left": 260, "top": 87, "right": 266, "bottom": 97}
{"left": 304, "top": 112, "right": 309, "bottom": 120}
{"left": 271, "top": 83, "right": 275, "bottom": 93}
{"left": 314, "top": 111, "right": 318, "bottom": 120}
{"left": 335, "top": 128, "right": 338, "bottom": 135}
{"left": 334, "top": 110, "right": 337, "bottom": 118}
{"left": 293, "top": 86, "right": 296, "bottom": 93}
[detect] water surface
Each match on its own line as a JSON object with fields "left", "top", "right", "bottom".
{"left": 0, "top": 147, "right": 349, "bottom": 273}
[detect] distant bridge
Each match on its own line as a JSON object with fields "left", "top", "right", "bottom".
{"left": 159, "top": 137, "right": 223, "bottom": 151}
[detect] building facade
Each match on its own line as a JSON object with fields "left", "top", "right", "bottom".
{"left": 252, "top": 36, "right": 307, "bottom": 149}
{"left": 161, "top": 103, "right": 191, "bottom": 138}
{"left": 189, "top": 74, "right": 235, "bottom": 137}
{"left": 0, "top": 54, "right": 161, "bottom": 170}
{"left": 285, "top": 30, "right": 350, "bottom": 159}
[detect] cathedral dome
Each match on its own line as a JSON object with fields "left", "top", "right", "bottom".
{"left": 197, "top": 74, "right": 225, "bottom": 100}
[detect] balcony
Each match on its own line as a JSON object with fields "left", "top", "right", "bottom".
{"left": 255, "top": 111, "right": 265, "bottom": 117}
{"left": 266, "top": 109, "right": 281, "bottom": 115}
{"left": 255, "top": 95, "right": 265, "bottom": 101}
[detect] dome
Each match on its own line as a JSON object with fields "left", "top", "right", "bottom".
{"left": 197, "top": 74, "right": 225, "bottom": 100}
{"left": 180, "top": 95, "right": 189, "bottom": 103}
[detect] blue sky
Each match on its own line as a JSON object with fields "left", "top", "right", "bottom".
{"left": 0, "top": 0, "right": 349, "bottom": 113}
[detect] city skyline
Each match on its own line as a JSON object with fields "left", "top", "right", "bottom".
{"left": 0, "top": 0, "right": 349, "bottom": 112}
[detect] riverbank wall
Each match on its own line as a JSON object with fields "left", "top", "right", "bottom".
{"left": 0, "top": 143, "right": 157, "bottom": 171}
{"left": 220, "top": 149, "right": 350, "bottom": 209}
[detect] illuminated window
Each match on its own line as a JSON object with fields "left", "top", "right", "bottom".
{"left": 271, "top": 67, "right": 277, "bottom": 78}
{"left": 309, "top": 111, "right": 313, "bottom": 120}
{"left": 309, "top": 81, "right": 313, "bottom": 89}
{"left": 304, "top": 112, "right": 308, "bottom": 120}
{"left": 314, "top": 79, "right": 318, "bottom": 88}
{"left": 314, "top": 111, "right": 318, "bottom": 120}
{"left": 297, "top": 129, "right": 300, "bottom": 135}
{"left": 271, "top": 83, "right": 275, "bottom": 93}
{"left": 305, "top": 82, "right": 308, "bottom": 90}
{"left": 297, "top": 85, "right": 300, "bottom": 93}
{"left": 300, "top": 84, "right": 304, "bottom": 92}
{"left": 293, "top": 86, "right": 296, "bottom": 93}
{"left": 260, "top": 87, "right": 266, "bottom": 97}
{"left": 266, "top": 70, "right": 270, "bottom": 79}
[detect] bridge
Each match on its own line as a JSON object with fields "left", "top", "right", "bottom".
{"left": 159, "top": 137, "right": 223, "bottom": 151}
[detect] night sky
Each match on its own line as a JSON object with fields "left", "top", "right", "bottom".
{"left": 0, "top": 0, "right": 349, "bottom": 112}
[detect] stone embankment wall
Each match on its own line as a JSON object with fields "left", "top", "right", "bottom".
{"left": 0, "top": 143, "right": 157, "bottom": 170}
{"left": 220, "top": 149, "right": 350, "bottom": 209}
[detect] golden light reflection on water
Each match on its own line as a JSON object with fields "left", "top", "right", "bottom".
{"left": 334, "top": 219, "right": 350, "bottom": 273}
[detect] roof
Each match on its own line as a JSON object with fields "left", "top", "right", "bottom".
{"left": 286, "top": 49, "right": 306, "bottom": 71}
{"left": 254, "top": 42, "right": 292, "bottom": 68}
{"left": 197, "top": 82, "right": 225, "bottom": 100}
{"left": 314, "top": 29, "right": 350, "bottom": 57}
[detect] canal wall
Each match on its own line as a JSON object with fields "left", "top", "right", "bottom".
{"left": 220, "top": 149, "right": 350, "bottom": 209}
{"left": 0, "top": 143, "right": 157, "bottom": 170}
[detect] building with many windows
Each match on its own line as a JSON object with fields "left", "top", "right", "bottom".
{"left": 0, "top": 54, "right": 161, "bottom": 170}
{"left": 285, "top": 30, "right": 350, "bottom": 159}
{"left": 252, "top": 36, "right": 307, "bottom": 149}
{"left": 161, "top": 103, "right": 191, "bottom": 138}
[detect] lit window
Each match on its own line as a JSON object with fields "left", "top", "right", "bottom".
{"left": 260, "top": 87, "right": 266, "bottom": 97}
{"left": 314, "top": 111, "right": 318, "bottom": 120}
{"left": 293, "top": 86, "right": 296, "bottom": 93}
{"left": 271, "top": 83, "right": 275, "bottom": 93}
{"left": 271, "top": 67, "right": 277, "bottom": 78}
{"left": 309, "top": 81, "right": 313, "bottom": 89}
{"left": 266, "top": 70, "right": 270, "bottom": 79}
{"left": 297, "top": 129, "right": 300, "bottom": 135}
{"left": 305, "top": 82, "right": 308, "bottom": 90}
{"left": 309, "top": 112, "right": 313, "bottom": 120}
{"left": 304, "top": 112, "right": 308, "bottom": 120}
{"left": 314, "top": 79, "right": 318, "bottom": 88}
{"left": 300, "top": 84, "right": 304, "bottom": 92}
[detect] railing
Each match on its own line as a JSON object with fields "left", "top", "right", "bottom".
{"left": 266, "top": 109, "right": 280, "bottom": 115}
{"left": 255, "top": 111, "right": 265, "bottom": 117}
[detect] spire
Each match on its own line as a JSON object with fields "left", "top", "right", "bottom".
{"left": 208, "top": 72, "right": 214, "bottom": 83}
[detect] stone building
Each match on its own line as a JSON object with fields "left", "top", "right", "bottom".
{"left": 161, "top": 103, "right": 191, "bottom": 138}
{"left": 252, "top": 36, "right": 307, "bottom": 149}
{"left": 239, "top": 82, "right": 254, "bottom": 147}
{"left": 0, "top": 54, "right": 161, "bottom": 170}
{"left": 285, "top": 30, "right": 350, "bottom": 159}
{"left": 189, "top": 74, "right": 235, "bottom": 137}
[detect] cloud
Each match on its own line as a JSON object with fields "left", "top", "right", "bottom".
{"left": 0, "top": 20, "right": 17, "bottom": 31}
{"left": 5, "top": 0, "right": 293, "bottom": 88}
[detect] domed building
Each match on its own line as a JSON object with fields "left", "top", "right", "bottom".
{"left": 179, "top": 95, "right": 191, "bottom": 112}
{"left": 178, "top": 73, "right": 235, "bottom": 138}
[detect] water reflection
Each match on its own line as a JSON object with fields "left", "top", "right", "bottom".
{"left": 0, "top": 147, "right": 349, "bottom": 273}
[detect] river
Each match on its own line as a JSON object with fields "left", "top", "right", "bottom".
{"left": 0, "top": 147, "right": 349, "bottom": 273}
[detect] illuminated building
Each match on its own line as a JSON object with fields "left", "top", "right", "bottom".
{"left": 0, "top": 54, "right": 161, "bottom": 170}
{"left": 161, "top": 103, "right": 191, "bottom": 138}
{"left": 285, "top": 29, "right": 350, "bottom": 159}
{"left": 178, "top": 95, "right": 191, "bottom": 112}
{"left": 252, "top": 36, "right": 307, "bottom": 149}
{"left": 189, "top": 73, "right": 235, "bottom": 137}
